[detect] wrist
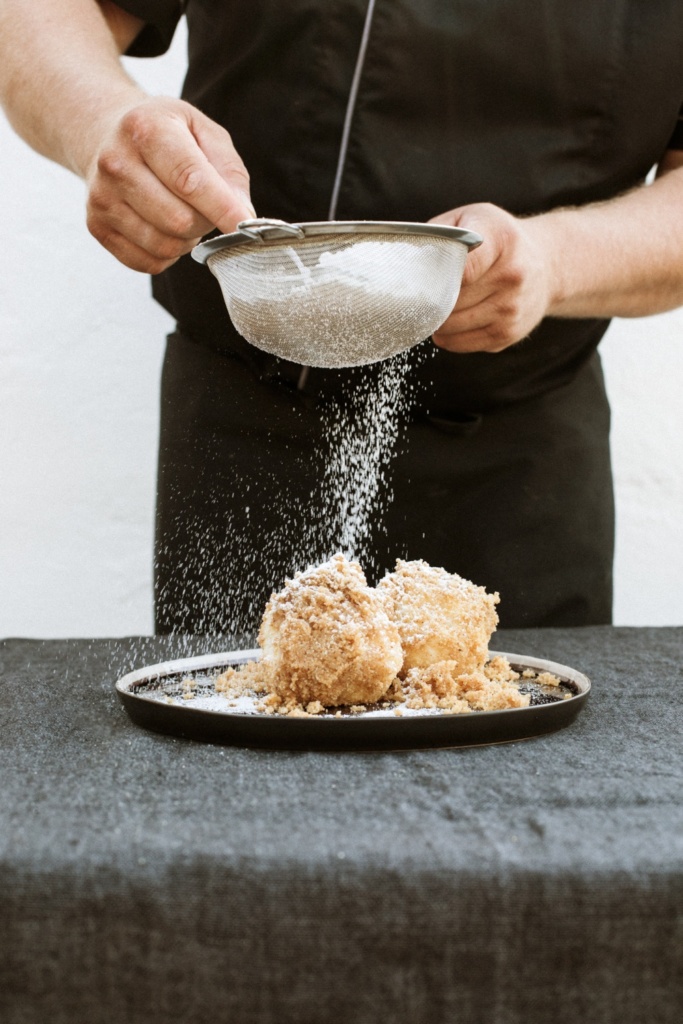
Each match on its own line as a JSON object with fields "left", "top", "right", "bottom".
{"left": 523, "top": 209, "right": 573, "bottom": 318}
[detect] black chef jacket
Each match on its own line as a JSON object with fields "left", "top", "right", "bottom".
{"left": 117, "top": 0, "right": 683, "bottom": 635}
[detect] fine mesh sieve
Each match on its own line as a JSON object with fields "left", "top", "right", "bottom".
{"left": 191, "top": 219, "right": 482, "bottom": 368}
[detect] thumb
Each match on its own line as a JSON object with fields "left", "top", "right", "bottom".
{"left": 430, "top": 203, "right": 502, "bottom": 281}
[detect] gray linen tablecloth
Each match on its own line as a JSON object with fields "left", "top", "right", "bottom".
{"left": 1, "top": 627, "right": 682, "bottom": 1024}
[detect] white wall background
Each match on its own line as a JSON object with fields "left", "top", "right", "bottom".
{"left": 1, "top": 22, "right": 682, "bottom": 637}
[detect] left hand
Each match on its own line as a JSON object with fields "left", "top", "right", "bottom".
{"left": 429, "top": 203, "right": 554, "bottom": 353}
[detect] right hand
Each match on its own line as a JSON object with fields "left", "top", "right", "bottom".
{"left": 85, "top": 96, "right": 255, "bottom": 273}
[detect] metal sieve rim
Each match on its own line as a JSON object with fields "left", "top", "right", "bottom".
{"left": 192, "top": 220, "right": 483, "bottom": 264}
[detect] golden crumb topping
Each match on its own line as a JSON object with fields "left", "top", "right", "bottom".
{"left": 257, "top": 553, "right": 403, "bottom": 706}
{"left": 375, "top": 558, "right": 499, "bottom": 676}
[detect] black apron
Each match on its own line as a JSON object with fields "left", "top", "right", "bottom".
{"left": 146, "top": 0, "right": 683, "bottom": 634}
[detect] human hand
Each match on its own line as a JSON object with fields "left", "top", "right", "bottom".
{"left": 85, "top": 96, "right": 255, "bottom": 273}
{"left": 429, "top": 203, "right": 555, "bottom": 353}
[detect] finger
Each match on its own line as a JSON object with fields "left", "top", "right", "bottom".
{"left": 433, "top": 325, "right": 506, "bottom": 354}
{"left": 429, "top": 210, "right": 497, "bottom": 280}
{"left": 188, "top": 110, "right": 253, "bottom": 206}
{"left": 133, "top": 110, "right": 254, "bottom": 232}
{"left": 434, "top": 305, "right": 521, "bottom": 351}
{"left": 118, "top": 164, "right": 214, "bottom": 239}
{"left": 430, "top": 204, "right": 513, "bottom": 282}
{"left": 449, "top": 281, "right": 498, "bottom": 314}
{"left": 92, "top": 158, "right": 213, "bottom": 241}
{"left": 90, "top": 200, "right": 200, "bottom": 262}
{"left": 437, "top": 295, "right": 501, "bottom": 335}
{"left": 91, "top": 227, "right": 181, "bottom": 275}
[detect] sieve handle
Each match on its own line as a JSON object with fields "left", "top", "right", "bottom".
{"left": 236, "top": 218, "right": 306, "bottom": 242}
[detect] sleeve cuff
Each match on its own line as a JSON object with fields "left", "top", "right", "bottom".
{"left": 112, "top": 0, "right": 184, "bottom": 57}
{"left": 667, "top": 107, "right": 683, "bottom": 151}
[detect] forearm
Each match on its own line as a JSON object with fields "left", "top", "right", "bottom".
{"left": 533, "top": 154, "right": 683, "bottom": 319}
{"left": 0, "top": 0, "right": 146, "bottom": 178}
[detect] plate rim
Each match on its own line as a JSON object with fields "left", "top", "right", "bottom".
{"left": 115, "top": 648, "right": 590, "bottom": 724}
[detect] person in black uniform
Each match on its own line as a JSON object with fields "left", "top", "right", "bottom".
{"left": 2, "top": 0, "right": 683, "bottom": 634}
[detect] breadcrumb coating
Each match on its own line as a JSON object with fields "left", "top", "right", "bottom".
{"left": 375, "top": 559, "right": 499, "bottom": 676}
{"left": 257, "top": 553, "right": 403, "bottom": 706}
{"left": 212, "top": 556, "right": 540, "bottom": 717}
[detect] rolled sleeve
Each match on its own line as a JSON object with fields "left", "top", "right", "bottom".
{"left": 112, "top": 0, "right": 185, "bottom": 57}
{"left": 667, "top": 104, "right": 683, "bottom": 150}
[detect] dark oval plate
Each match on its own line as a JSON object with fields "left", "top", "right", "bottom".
{"left": 115, "top": 650, "right": 590, "bottom": 751}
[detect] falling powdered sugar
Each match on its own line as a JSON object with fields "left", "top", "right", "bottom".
{"left": 309, "top": 350, "right": 416, "bottom": 568}
{"left": 157, "top": 344, "right": 431, "bottom": 643}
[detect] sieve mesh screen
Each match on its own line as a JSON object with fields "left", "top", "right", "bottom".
{"left": 205, "top": 231, "right": 469, "bottom": 367}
